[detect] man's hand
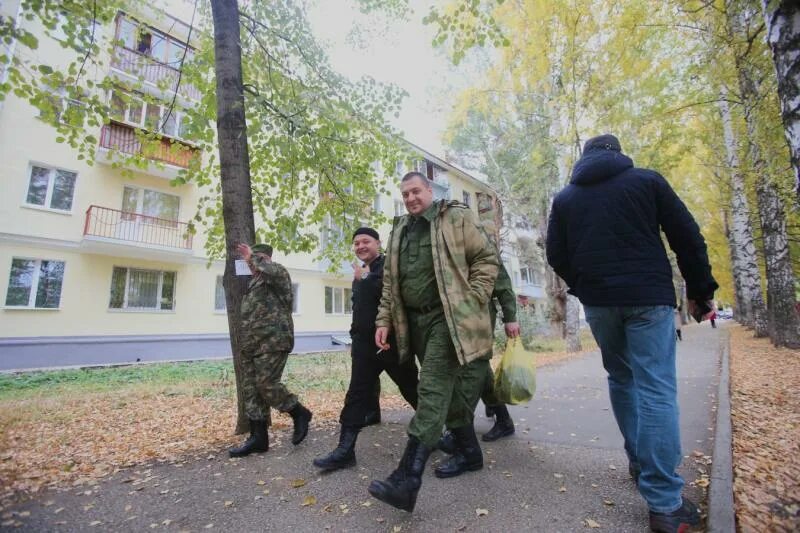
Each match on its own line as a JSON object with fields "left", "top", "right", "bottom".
{"left": 504, "top": 321, "right": 521, "bottom": 338}
{"left": 375, "top": 326, "right": 391, "bottom": 351}
{"left": 352, "top": 261, "right": 369, "bottom": 281}
{"left": 236, "top": 243, "right": 252, "bottom": 262}
{"left": 687, "top": 299, "right": 714, "bottom": 322}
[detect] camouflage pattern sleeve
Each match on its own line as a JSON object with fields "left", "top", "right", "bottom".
{"left": 493, "top": 263, "right": 517, "bottom": 323}
{"left": 461, "top": 208, "right": 499, "bottom": 304}
{"left": 374, "top": 229, "right": 395, "bottom": 330}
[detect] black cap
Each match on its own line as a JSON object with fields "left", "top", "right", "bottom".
{"left": 583, "top": 134, "right": 622, "bottom": 154}
{"left": 352, "top": 227, "right": 380, "bottom": 241}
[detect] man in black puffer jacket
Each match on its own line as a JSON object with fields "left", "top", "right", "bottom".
{"left": 546, "top": 134, "right": 718, "bottom": 533}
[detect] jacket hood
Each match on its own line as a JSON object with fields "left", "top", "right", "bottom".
{"left": 570, "top": 150, "right": 634, "bottom": 185}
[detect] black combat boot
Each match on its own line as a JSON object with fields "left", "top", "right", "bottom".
{"left": 288, "top": 403, "right": 312, "bottom": 445}
{"left": 368, "top": 436, "right": 432, "bottom": 512}
{"left": 363, "top": 410, "right": 381, "bottom": 426}
{"left": 434, "top": 423, "right": 483, "bottom": 478}
{"left": 437, "top": 429, "right": 456, "bottom": 455}
{"left": 228, "top": 419, "right": 268, "bottom": 457}
{"left": 313, "top": 425, "right": 359, "bottom": 471}
{"left": 482, "top": 404, "right": 515, "bottom": 442}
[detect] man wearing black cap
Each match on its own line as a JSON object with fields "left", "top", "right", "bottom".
{"left": 228, "top": 242, "right": 313, "bottom": 457}
{"left": 313, "top": 227, "right": 419, "bottom": 471}
{"left": 546, "top": 134, "right": 718, "bottom": 533}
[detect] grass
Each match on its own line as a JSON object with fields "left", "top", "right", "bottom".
{"left": 0, "top": 329, "right": 597, "bottom": 402}
{"left": 0, "top": 352, "right": 358, "bottom": 402}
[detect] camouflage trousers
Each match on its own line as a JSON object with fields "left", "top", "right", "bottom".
{"left": 406, "top": 309, "right": 489, "bottom": 448}
{"left": 241, "top": 348, "right": 298, "bottom": 422}
{"left": 481, "top": 366, "right": 501, "bottom": 407}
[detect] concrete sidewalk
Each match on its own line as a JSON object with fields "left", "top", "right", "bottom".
{"left": 3, "top": 324, "right": 722, "bottom": 532}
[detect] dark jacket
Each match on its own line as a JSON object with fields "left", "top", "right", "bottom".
{"left": 350, "top": 254, "right": 387, "bottom": 338}
{"left": 545, "top": 149, "right": 718, "bottom": 307}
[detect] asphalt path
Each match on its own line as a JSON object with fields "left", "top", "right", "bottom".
{"left": 3, "top": 323, "right": 721, "bottom": 532}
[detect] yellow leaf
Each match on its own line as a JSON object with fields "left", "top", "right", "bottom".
{"left": 558, "top": 486, "right": 567, "bottom": 492}
{"left": 90, "top": 521, "right": 102, "bottom": 526}
{"left": 223, "top": 501, "right": 233, "bottom": 507}
{"left": 476, "top": 508, "right": 489, "bottom": 517}
{"left": 291, "top": 479, "right": 306, "bottom": 488}
{"left": 393, "top": 526, "right": 402, "bottom": 532}
{"left": 603, "top": 500, "right": 614, "bottom": 506}
{"left": 301, "top": 495, "right": 316, "bottom": 507}
{"left": 256, "top": 480, "right": 266, "bottom": 485}
{"left": 586, "top": 518, "right": 601, "bottom": 528}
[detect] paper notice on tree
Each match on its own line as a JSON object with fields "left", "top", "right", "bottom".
{"left": 235, "top": 260, "right": 250, "bottom": 276}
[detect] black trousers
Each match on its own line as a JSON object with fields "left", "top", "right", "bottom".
{"left": 339, "top": 334, "right": 419, "bottom": 427}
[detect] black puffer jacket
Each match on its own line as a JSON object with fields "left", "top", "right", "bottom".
{"left": 545, "top": 149, "right": 718, "bottom": 306}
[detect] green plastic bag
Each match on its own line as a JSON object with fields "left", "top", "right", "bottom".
{"left": 493, "top": 338, "right": 536, "bottom": 405}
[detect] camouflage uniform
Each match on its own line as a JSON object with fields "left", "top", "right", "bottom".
{"left": 239, "top": 254, "right": 297, "bottom": 422}
{"left": 376, "top": 200, "right": 499, "bottom": 448}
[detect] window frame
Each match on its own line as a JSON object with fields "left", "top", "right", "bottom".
{"left": 108, "top": 88, "right": 191, "bottom": 142}
{"left": 324, "top": 286, "right": 352, "bottom": 315}
{"left": 4, "top": 257, "right": 66, "bottom": 310}
{"left": 214, "top": 274, "right": 226, "bottom": 313}
{"left": 22, "top": 163, "right": 78, "bottom": 214}
{"left": 108, "top": 266, "right": 176, "bottom": 312}
{"left": 462, "top": 190, "right": 471, "bottom": 207}
{"left": 121, "top": 185, "right": 180, "bottom": 224}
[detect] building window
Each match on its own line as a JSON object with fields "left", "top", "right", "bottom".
{"left": 462, "top": 190, "right": 471, "bottom": 207}
{"left": 116, "top": 15, "right": 194, "bottom": 68}
{"left": 324, "top": 286, "right": 352, "bottom": 314}
{"left": 292, "top": 283, "right": 299, "bottom": 314}
{"left": 109, "top": 267, "right": 176, "bottom": 310}
{"left": 373, "top": 194, "right": 382, "bottom": 213}
{"left": 520, "top": 266, "right": 540, "bottom": 286}
{"left": 25, "top": 165, "right": 77, "bottom": 212}
{"left": 321, "top": 216, "right": 346, "bottom": 251}
{"left": 5, "top": 258, "right": 65, "bottom": 308}
{"left": 122, "top": 186, "right": 180, "bottom": 223}
{"left": 394, "top": 199, "right": 405, "bottom": 217}
{"left": 214, "top": 275, "right": 226, "bottom": 311}
{"left": 109, "top": 89, "right": 191, "bottom": 141}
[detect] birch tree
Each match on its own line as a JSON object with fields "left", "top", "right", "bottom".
{"left": 761, "top": 0, "right": 800, "bottom": 197}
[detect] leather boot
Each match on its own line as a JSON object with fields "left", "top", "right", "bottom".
{"left": 368, "top": 436, "right": 432, "bottom": 512}
{"left": 434, "top": 423, "right": 483, "bottom": 478}
{"left": 228, "top": 419, "right": 268, "bottom": 457}
{"left": 313, "top": 425, "right": 359, "bottom": 471}
{"left": 288, "top": 403, "right": 312, "bottom": 445}
{"left": 482, "top": 404, "right": 515, "bottom": 442}
{"left": 437, "top": 430, "right": 456, "bottom": 455}
{"left": 363, "top": 409, "right": 381, "bottom": 426}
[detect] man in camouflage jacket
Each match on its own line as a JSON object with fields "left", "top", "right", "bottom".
{"left": 228, "top": 243, "right": 312, "bottom": 458}
{"left": 368, "top": 172, "right": 499, "bottom": 512}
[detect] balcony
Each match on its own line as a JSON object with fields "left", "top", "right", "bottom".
{"left": 111, "top": 46, "right": 201, "bottom": 102}
{"left": 82, "top": 205, "right": 193, "bottom": 259}
{"left": 99, "top": 121, "right": 198, "bottom": 173}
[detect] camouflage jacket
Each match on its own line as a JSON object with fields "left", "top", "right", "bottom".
{"left": 376, "top": 200, "right": 499, "bottom": 365}
{"left": 240, "top": 256, "right": 294, "bottom": 353}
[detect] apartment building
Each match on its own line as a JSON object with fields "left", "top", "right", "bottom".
{"left": 0, "top": 1, "right": 545, "bottom": 370}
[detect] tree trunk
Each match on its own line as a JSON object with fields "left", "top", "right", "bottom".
{"left": 565, "top": 294, "right": 582, "bottom": 352}
{"left": 718, "top": 92, "right": 767, "bottom": 333}
{"left": 754, "top": 175, "right": 800, "bottom": 347}
{"left": 762, "top": 0, "right": 800, "bottom": 197}
{"left": 210, "top": 0, "right": 258, "bottom": 434}
{"left": 732, "top": 25, "right": 800, "bottom": 347}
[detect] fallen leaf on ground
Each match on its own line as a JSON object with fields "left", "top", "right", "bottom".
{"left": 291, "top": 479, "right": 306, "bottom": 488}
{"left": 585, "top": 518, "right": 601, "bottom": 528}
{"left": 301, "top": 495, "right": 316, "bottom": 507}
{"left": 476, "top": 508, "right": 489, "bottom": 517}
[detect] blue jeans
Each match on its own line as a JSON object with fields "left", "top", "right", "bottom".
{"left": 584, "top": 305, "right": 684, "bottom": 513}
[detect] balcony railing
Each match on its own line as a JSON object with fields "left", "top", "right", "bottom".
{"left": 99, "top": 121, "right": 198, "bottom": 168}
{"left": 83, "top": 205, "right": 193, "bottom": 250}
{"left": 111, "top": 46, "right": 201, "bottom": 101}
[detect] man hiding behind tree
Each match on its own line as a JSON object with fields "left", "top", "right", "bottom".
{"left": 228, "top": 243, "right": 312, "bottom": 457}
